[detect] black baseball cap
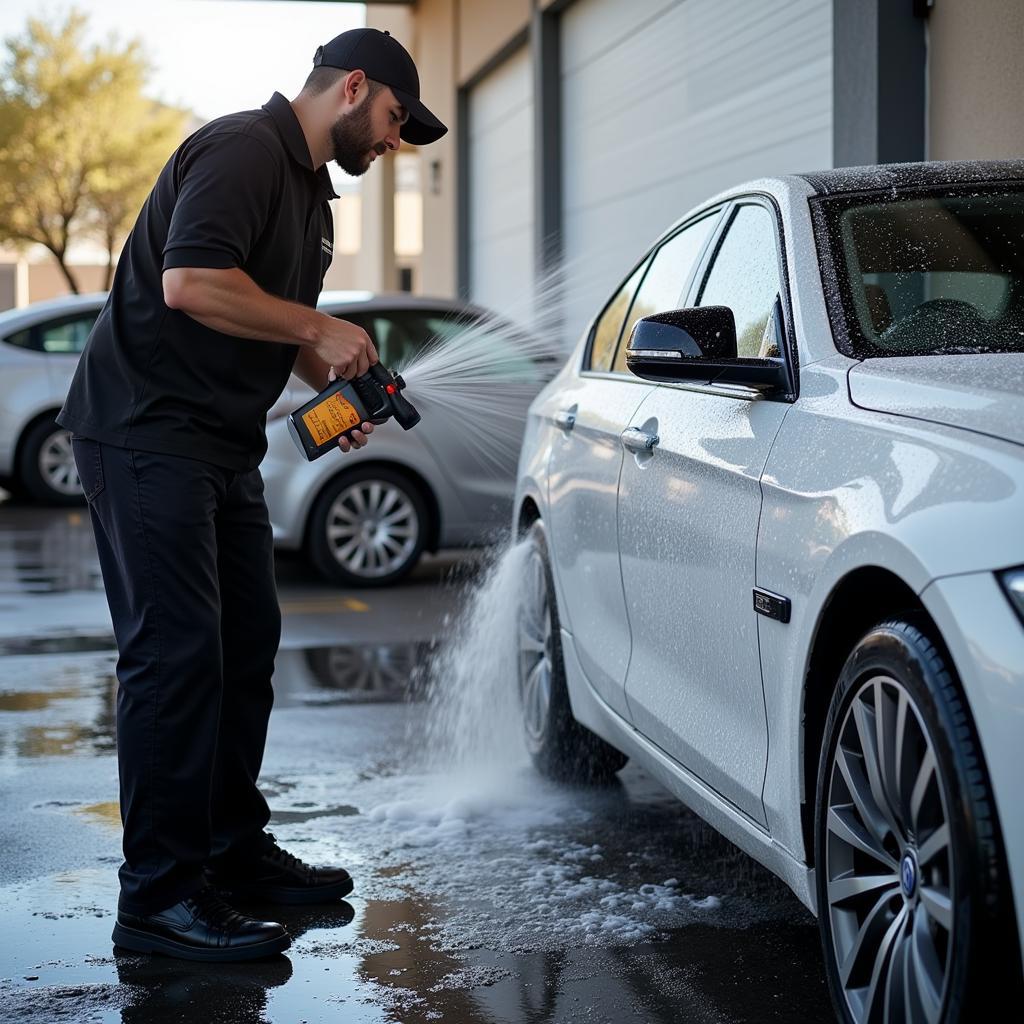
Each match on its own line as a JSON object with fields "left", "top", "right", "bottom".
{"left": 313, "top": 28, "right": 447, "bottom": 146}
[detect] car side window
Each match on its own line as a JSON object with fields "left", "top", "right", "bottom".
{"left": 4, "top": 312, "right": 98, "bottom": 354}
{"left": 335, "top": 311, "right": 436, "bottom": 368}
{"left": 697, "top": 204, "right": 782, "bottom": 358}
{"left": 338, "top": 310, "right": 537, "bottom": 377}
{"left": 586, "top": 261, "right": 649, "bottom": 373}
{"left": 613, "top": 213, "right": 718, "bottom": 372}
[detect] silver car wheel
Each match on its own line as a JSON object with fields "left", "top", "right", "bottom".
{"left": 38, "top": 429, "right": 82, "bottom": 497}
{"left": 518, "top": 545, "right": 553, "bottom": 742}
{"left": 324, "top": 479, "right": 420, "bottom": 579}
{"left": 825, "top": 674, "right": 954, "bottom": 1024}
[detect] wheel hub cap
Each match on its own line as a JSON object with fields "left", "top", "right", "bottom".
{"left": 901, "top": 852, "right": 918, "bottom": 900}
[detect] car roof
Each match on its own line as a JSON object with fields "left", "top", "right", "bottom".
{"left": 0, "top": 292, "right": 107, "bottom": 334}
{"left": 640, "top": 159, "right": 1024, "bottom": 267}
{"left": 796, "top": 159, "right": 1024, "bottom": 197}
{"left": 0, "top": 290, "right": 491, "bottom": 336}
{"left": 317, "top": 291, "right": 486, "bottom": 316}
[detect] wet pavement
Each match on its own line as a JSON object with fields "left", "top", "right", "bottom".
{"left": 0, "top": 500, "right": 834, "bottom": 1023}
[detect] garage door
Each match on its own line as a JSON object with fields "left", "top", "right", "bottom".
{"left": 560, "top": 0, "right": 832, "bottom": 339}
{"left": 467, "top": 47, "right": 534, "bottom": 318}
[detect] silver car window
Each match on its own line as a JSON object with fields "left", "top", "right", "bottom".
{"left": 613, "top": 214, "right": 718, "bottom": 372}
{"left": 698, "top": 204, "right": 782, "bottom": 358}
{"left": 4, "top": 312, "right": 98, "bottom": 354}
{"left": 587, "top": 261, "right": 648, "bottom": 373}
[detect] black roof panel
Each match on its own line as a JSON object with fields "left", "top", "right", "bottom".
{"left": 798, "top": 159, "right": 1024, "bottom": 196}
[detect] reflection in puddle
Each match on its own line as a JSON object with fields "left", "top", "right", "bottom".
{"left": 0, "top": 687, "right": 83, "bottom": 711}
{"left": 74, "top": 801, "right": 121, "bottom": 831}
{"left": 0, "top": 634, "right": 115, "bottom": 656}
{"left": 0, "top": 507, "right": 103, "bottom": 595}
{"left": 0, "top": 654, "right": 116, "bottom": 759}
{"left": 274, "top": 642, "right": 433, "bottom": 706}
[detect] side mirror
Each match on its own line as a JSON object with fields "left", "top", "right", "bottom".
{"left": 625, "top": 304, "right": 793, "bottom": 398}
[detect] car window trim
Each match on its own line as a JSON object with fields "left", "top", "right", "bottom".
{"left": 583, "top": 368, "right": 763, "bottom": 402}
{"left": 580, "top": 205, "right": 727, "bottom": 379}
{"left": 686, "top": 193, "right": 800, "bottom": 397}
{"left": 607, "top": 207, "right": 726, "bottom": 374}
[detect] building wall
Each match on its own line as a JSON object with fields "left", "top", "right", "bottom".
{"left": 411, "top": 0, "right": 458, "bottom": 297}
{"left": 458, "top": 0, "right": 530, "bottom": 81}
{"left": 0, "top": 265, "right": 17, "bottom": 310}
{"left": 928, "top": 0, "right": 1024, "bottom": 160}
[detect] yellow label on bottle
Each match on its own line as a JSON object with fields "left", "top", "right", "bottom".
{"left": 302, "top": 392, "right": 361, "bottom": 446}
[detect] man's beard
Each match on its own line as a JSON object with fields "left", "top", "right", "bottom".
{"left": 330, "top": 102, "right": 381, "bottom": 176}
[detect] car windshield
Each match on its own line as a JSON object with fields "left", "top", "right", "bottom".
{"left": 816, "top": 187, "right": 1024, "bottom": 357}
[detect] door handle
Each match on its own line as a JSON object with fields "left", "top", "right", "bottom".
{"left": 554, "top": 409, "right": 576, "bottom": 431}
{"left": 621, "top": 427, "right": 660, "bottom": 452}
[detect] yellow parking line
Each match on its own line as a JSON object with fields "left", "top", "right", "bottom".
{"left": 279, "top": 597, "right": 370, "bottom": 614}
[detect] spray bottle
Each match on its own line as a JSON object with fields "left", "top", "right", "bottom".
{"left": 287, "top": 362, "right": 421, "bottom": 461}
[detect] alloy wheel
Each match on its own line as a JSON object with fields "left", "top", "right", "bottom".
{"left": 37, "top": 429, "right": 82, "bottom": 497}
{"left": 324, "top": 479, "right": 419, "bottom": 579}
{"left": 825, "top": 674, "right": 954, "bottom": 1024}
{"left": 518, "top": 545, "right": 553, "bottom": 743}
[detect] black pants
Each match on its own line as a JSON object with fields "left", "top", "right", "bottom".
{"left": 72, "top": 438, "right": 280, "bottom": 914}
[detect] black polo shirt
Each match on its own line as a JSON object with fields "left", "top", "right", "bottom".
{"left": 58, "top": 92, "right": 337, "bottom": 471}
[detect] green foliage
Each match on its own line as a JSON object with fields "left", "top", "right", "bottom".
{"left": 0, "top": 8, "right": 187, "bottom": 292}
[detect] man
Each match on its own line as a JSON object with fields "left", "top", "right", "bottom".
{"left": 57, "top": 27, "right": 447, "bottom": 962}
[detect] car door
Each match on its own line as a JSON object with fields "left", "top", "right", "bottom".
{"left": 618, "top": 201, "right": 794, "bottom": 826}
{"left": 546, "top": 211, "right": 720, "bottom": 719}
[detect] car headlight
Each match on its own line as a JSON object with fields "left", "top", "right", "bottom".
{"left": 999, "top": 566, "right": 1024, "bottom": 626}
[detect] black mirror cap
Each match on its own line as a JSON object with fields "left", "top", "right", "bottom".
{"left": 625, "top": 305, "right": 794, "bottom": 398}
{"left": 625, "top": 306, "right": 738, "bottom": 363}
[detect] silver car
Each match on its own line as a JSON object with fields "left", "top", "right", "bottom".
{"left": 2, "top": 294, "right": 547, "bottom": 591}
{"left": 264, "top": 291, "right": 550, "bottom": 586}
{"left": 514, "top": 161, "right": 1024, "bottom": 1023}
{"left": 0, "top": 293, "right": 105, "bottom": 504}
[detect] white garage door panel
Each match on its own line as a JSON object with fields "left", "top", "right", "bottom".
{"left": 468, "top": 49, "right": 534, "bottom": 317}
{"left": 561, "top": 0, "right": 832, "bottom": 339}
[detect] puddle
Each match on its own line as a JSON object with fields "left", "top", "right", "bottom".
{"left": 73, "top": 802, "right": 122, "bottom": 831}
{"left": 0, "top": 687, "right": 84, "bottom": 711}
{"left": 272, "top": 642, "right": 433, "bottom": 707}
{"left": 0, "top": 652, "right": 116, "bottom": 759}
{"left": 0, "top": 526, "right": 833, "bottom": 1021}
{"left": 0, "top": 634, "right": 116, "bottom": 657}
{"left": 0, "top": 507, "right": 103, "bottom": 596}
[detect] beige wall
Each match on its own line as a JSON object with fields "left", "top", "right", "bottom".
{"left": 410, "top": 0, "right": 458, "bottom": 297}
{"left": 30, "top": 262, "right": 108, "bottom": 300}
{"left": 458, "top": 0, "right": 530, "bottom": 82}
{"left": 0, "top": 265, "right": 17, "bottom": 311}
{"left": 928, "top": 0, "right": 1024, "bottom": 160}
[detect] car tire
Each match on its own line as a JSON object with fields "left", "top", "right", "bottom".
{"left": 307, "top": 467, "right": 429, "bottom": 588}
{"left": 17, "top": 417, "right": 85, "bottom": 506}
{"left": 517, "top": 520, "right": 628, "bottom": 783}
{"left": 814, "top": 616, "right": 1014, "bottom": 1024}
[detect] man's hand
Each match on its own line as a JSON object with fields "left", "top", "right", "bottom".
{"left": 338, "top": 421, "right": 374, "bottom": 453}
{"left": 312, "top": 317, "right": 379, "bottom": 380}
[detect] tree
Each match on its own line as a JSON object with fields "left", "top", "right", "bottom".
{"left": 0, "top": 9, "right": 187, "bottom": 292}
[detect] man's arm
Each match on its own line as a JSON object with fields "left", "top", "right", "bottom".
{"left": 163, "top": 266, "right": 378, "bottom": 380}
{"left": 292, "top": 343, "right": 332, "bottom": 393}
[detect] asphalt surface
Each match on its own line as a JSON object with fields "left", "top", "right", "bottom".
{"left": 0, "top": 500, "right": 834, "bottom": 1023}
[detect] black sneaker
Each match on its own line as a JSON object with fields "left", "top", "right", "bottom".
{"left": 206, "top": 832, "right": 354, "bottom": 905}
{"left": 111, "top": 886, "right": 290, "bottom": 962}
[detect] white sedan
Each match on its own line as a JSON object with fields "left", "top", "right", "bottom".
{"left": 513, "top": 160, "right": 1024, "bottom": 1023}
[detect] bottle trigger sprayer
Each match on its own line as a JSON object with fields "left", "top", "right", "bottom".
{"left": 287, "top": 362, "right": 421, "bottom": 461}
